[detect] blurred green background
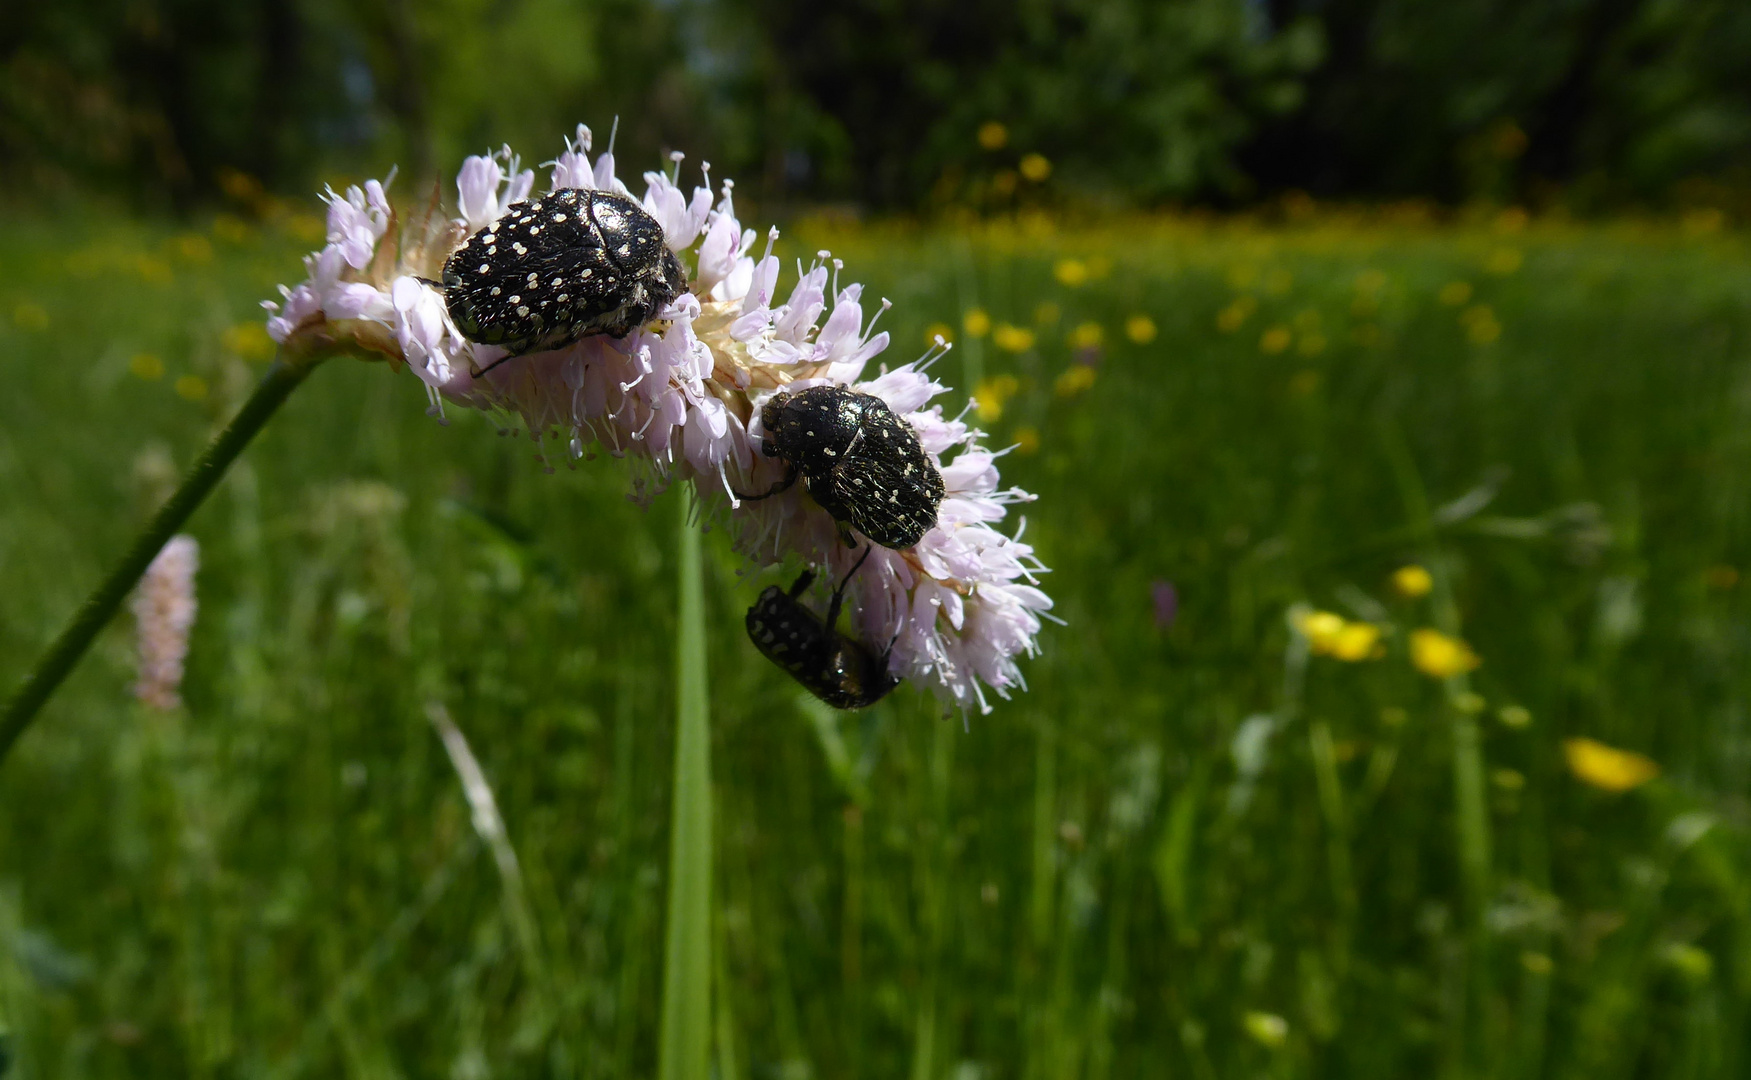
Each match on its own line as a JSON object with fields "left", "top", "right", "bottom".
{"left": 3, "top": 1, "right": 1751, "bottom": 1077}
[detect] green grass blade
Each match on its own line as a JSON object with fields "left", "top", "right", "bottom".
{"left": 658, "top": 487, "right": 712, "bottom": 1080}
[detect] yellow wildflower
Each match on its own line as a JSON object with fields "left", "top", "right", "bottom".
{"left": 1563, "top": 737, "right": 1659, "bottom": 793}
{"left": 13, "top": 301, "right": 49, "bottom": 331}
{"left": 1216, "top": 295, "right": 1257, "bottom": 332}
{"left": 1328, "top": 620, "right": 1381, "bottom": 661}
{"left": 993, "top": 323, "right": 1036, "bottom": 352}
{"left": 136, "top": 255, "right": 174, "bottom": 284}
{"left": 1019, "top": 153, "right": 1052, "bottom": 182}
{"left": 1053, "top": 258, "right": 1088, "bottom": 287}
{"left": 1125, "top": 315, "right": 1157, "bottom": 344}
{"left": 1392, "top": 564, "right": 1433, "bottom": 598}
{"left": 223, "top": 321, "right": 275, "bottom": 361}
{"left": 1054, "top": 366, "right": 1096, "bottom": 397}
{"left": 1296, "top": 609, "right": 1380, "bottom": 661}
{"left": 977, "top": 121, "right": 1008, "bottom": 150}
{"left": 973, "top": 374, "right": 1020, "bottom": 422}
{"left": 963, "top": 308, "right": 992, "bottom": 338}
{"left": 175, "top": 234, "right": 213, "bottom": 262}
{"left": 1066, "top": 322, "right": 1103, "bottom": 350}
{"left": 1409, "top": 628, "right": 1480, "bottom": 678}
{"left": 1438, "top": 281, "right": 1473, "bottom": 306}
{"left": 130, "top": 353, "right": 165, "bottom": 380}
{"left": 1485, "top": 247, "right": 1524, "bottom": 275}
{"left": 174, "top": 375, "right": 210, "bottom": 402}
{"left": 1012, "top": 426, "right": 1040, "bottom": 454}
{"left": 1260, "top": 326, "right": 1292, "bottom": 354}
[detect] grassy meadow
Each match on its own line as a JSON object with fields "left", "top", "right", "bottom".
{"left": 0, "top": 199, "right": 1748, "bottom": 1077}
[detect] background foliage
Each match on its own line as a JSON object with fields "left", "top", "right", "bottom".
{"left": 3, "top": 0, "right": 1748, "bottom": 211}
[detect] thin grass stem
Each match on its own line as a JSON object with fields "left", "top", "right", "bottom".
{"left": 0, "top": 354, "right": 323, "bottom": 765}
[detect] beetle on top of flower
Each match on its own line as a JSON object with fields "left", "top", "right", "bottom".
{"left": 264, "top": 123, "right": 1052, "bottom": 714}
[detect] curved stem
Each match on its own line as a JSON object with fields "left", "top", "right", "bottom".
{"left": 0, "top": 355, "right": 322, "bottom": 765}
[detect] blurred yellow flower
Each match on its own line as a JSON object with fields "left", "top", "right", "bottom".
{"left": 1066, "top": 322, "right": 1104, "bottom": 350}
{"left": 964, "top": 308, "right": 992, "bottom": 338}
{"left": 1439, "top": 281, "right": 1473, "bottom": 306}
{"left": 1012, "top": 426, "right": 1041, "bottom": 454}
{"left": 1055, "top": 366, "right": 1097, "bottom": 397}
{"left": 1019, "top": 153, "right": 1052, "bottom": 182}
{"left": 1563, "top": 737, "right": 1659, "bottom": 793}
{"left": 1409, "top": 628, "right": 1480, "bottom": 678}
{"left": 12, "top": 301, "right": 49, "bottom": 331}
{"left": 211, "top": 214, "right": 252, "bottom": 244}
{"left": 175, "top": 234, "right": 213, "bottom": 262}
{"left": 1682, "top": 208, "right": 1724, "bottom": 237}
{"left": 1226, "top": 265, "right": 1258, "bottom": 289}
{"left": 1296, "top": 609, "right": 1381, "bottom": 661}
{"left": 1485, "top": 247, "right": 1524, "bottom": 275}
{"left": 991, "top": 170, "right": 1018, "bottom": 196}
{"left": 129, "top": 353, "right": 165, "bottom": 380}
{"left": 1495, "top": 207, "right": 1530, "bottom": 234}
{"left": 977, "top": 121, "right": 1009, "bottom": 150}
{"left": 1260, "top": 326, "right": 1292, "bottom": 354}
{"left": 1461, "top": 303, "right": 1500, "bottom": 340}
{"left": 223, "top": 321, "right": 275, "bottom": 361}
{"left": 974, "top": 374, "right": 1020, "bottom": 422}
{"left": 993, "top": 323, "right": 1036, "bottom": 352}
{"left": 1492, "top": 767, "right": 1525, "bottom": 791}
{"left": 1125, "top": 315, "right": 1157, "bottom": 345}
{"left": 924, "top": 321, "right": 955, "bottom": 346}
{"left": 1033, "top": 301, "right": 1060, "bottom": 326}
{"left": 1287, "top": 369, "right": 1321, "bottom": 396}
{"left": 174, "top": 375, "right": 210, "bottom": 402}
{"left": 1392, "top": 564, "right": 1433, "bottom": 598}
{"left": 286, "top": 213, "right": 327, "bottom": 244}
{"left": 1216, "top": 295, "right": 1257, "bottom": 332}
{"left": 1053, "top": 258, "right": 1088, "bottom": 287}
{"left": 136, "top": 255, "right": 174, "bottom": 284}
{"left": 1243, "top": 1011, "right": 1288, "bottom": 1049}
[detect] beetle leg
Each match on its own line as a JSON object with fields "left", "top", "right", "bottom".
{"left": 731, "top": 462, "right": 799, "bottom": 502}
{"left": 470, "top": 351, "right": 520, "bottom": 378}
{"left": 824, "top": 545, "right": 873, "bottom": 631}
{"left": 786, "top": 570, "right": 816, "bottom": 599}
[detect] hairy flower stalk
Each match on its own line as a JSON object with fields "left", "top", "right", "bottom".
{"left": 132, "top": 535, "right": 200, "bottom": 711}
{"left": 267, "top": 126, "right": 1053, "bottom": 711}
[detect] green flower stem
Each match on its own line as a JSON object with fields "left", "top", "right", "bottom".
{"left": 658, "top": 486, "right": 712, "bottom": 1080}
{"left": 0, "top": 354, "right": 323, "bottom": 766}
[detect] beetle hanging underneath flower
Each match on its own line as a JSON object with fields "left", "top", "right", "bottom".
{"left": 263, "top": 124, "right": 1052, "bottom": 713}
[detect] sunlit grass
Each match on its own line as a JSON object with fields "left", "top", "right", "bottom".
{"left": 0, "top": 204, "right": 1747, "bottom": 1076}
